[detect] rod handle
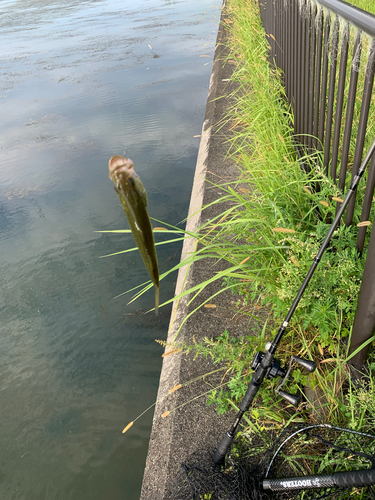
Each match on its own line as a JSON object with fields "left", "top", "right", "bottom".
{"left": 213, "top": 432, "right": 234, "bottom": 465}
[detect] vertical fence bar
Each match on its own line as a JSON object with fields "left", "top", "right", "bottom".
{"left": 303, "top": 0, "right": 311, "bottom": 146}
{"left": 357, "top": 153, "right": 375, "bottom": 253}
{"left": 285, "top": 0, "right": 291, "bottom": 100}
{"left": 300, "top": 0, "right": 307, "bottom": 144}
{"left": 274, "top": 0, "right": 279, "bottom": 66}
{"left": 299, "top": 0, "right": 306, "bottom": 139}
{"left": 308, "top": 3, "right": 317, "bottom": 152}
{"left": 300, "top": 1, "right": 305, "bottom": 138}
{"left": 295, "top": 0, "right": 302, "bottom": 135}
{"left": 292, "top": 0, "right": 298, "bottom": 132}
{"left": 280, "top": 0, "right": 283, "bottom": 72}
{"left": 330, "top": 23, "right": 350, "bottom": 183}
{"left": 267, "top": 1, "right": 272, "bottom": 56}
{"left": 278, "top": 0, "right": 283, "bottom": 72}
{"left": 282, "top": 0, "right": 286, "bottom": 76}
{"left": 287, "top": 0, "right": 292, "bottom": 102}
{"left": 349, "top": 157, "right": 375, "bottom": 373}
{"left": 259, "top": 0, "right": 264, "bottom": 28}
{"left": 337, "top": 31, "right": 362, "bottom": 197}
{"left": 323, "top": 15, "right": 340, "bottom": 176}
{"left": 345, "top": 39, "right": 375, "bottom": 226}
{"left": 265, "top": 0, "right": 271, "bottom": 58}
{"left": 292, "top": 0, "right": 298, "bottom": 113}
{"left": 318, "top": 13, "right": 331, "bottom": 151}
{"left": 283, "top": 0, "right": 287, "bottom": 94}
{"left": 270, "top": 0, "right": 278, "bottom": 62}
{"left": 279, "top": 0, "right": 283, "bottom": 66}
{"left": 313, "top": 8, "right": 323, "bottom": 150}
{"left": 299, "top": 2, "right": 305, "bottom": 140}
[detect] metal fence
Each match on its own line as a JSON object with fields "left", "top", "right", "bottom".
{"left": 259, "top": 0, "right": 375, "bottom": 372}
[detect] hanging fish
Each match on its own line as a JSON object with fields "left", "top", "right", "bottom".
{"left": 108, "top": 155, "right": 159, "bottom": 314}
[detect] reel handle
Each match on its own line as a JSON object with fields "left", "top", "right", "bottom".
{"left": 276, "top": 389, "right": 300, "bottom": 406}
{"left": 292, "top": 356, "right": 317, "bottom": 373}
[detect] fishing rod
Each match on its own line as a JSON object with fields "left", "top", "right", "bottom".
{"left": 213, "top": 136, "right": 375, "bottom": 466}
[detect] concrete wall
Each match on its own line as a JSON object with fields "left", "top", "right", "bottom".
{"left": 140, "top": 2, "right": 257, "bottom": 497}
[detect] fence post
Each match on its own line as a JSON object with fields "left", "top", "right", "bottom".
{"left": 349, "top": 154, "right": 375, "bottom": 376}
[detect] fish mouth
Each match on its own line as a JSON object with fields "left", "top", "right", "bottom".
{"left": 108, "top": 156, "right": 134, "bottom": 179}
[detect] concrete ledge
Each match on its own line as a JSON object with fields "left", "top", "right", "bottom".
{"left": 140, "top": 2, "right": 256, "bottom": 498}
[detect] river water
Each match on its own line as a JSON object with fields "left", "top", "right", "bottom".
{"left": 0, "top": 1, "right": 220, "bottom": 498}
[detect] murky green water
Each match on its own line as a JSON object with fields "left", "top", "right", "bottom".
{"left": 0, "top": 1, "right": 220, "bottom": 498}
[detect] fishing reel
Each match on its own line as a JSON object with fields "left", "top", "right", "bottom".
{"left": 251, "top": 344, "right": 317, "bottom": 406}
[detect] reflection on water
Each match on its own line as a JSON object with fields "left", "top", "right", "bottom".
{"left": 0, "top": 0, "right": 219, "bottom": 498}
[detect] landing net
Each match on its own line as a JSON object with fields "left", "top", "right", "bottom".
{"left": 169, "top": 424, "right": 375, "bottom": 500}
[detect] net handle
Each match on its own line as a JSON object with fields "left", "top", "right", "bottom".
{"left": 262, "top": 467, "right": 375, "bottom": 491}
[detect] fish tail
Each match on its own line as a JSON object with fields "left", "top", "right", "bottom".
{"left": 155, "top": 285, "right": 159, "bottom": 316}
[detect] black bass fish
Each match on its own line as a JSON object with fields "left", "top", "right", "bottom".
{"left": 109, "top": 155, "right": 159, "bottom": 314}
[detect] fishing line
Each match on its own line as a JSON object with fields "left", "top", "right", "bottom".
{"left": 121, "top": 366, "right": 232, "bottom": 433}
{"left": 160, "top": 371, "right": 251, "bottom": 421}
{"left": 99, "top": 0, "right": 130, "bottom": 155}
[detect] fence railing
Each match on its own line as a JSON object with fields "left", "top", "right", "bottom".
{"left": 259, "top": 0, "right": 375, "bottom": 373}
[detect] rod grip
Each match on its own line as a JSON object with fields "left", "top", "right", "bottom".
{"left": 334, "top": 468, "right": 375, "bottom": 488}
{"left": 239, "top": 382, "right": 259, "bottom": 412}
{"left": 213, "top": 432, "right": 234, "bottom": 465}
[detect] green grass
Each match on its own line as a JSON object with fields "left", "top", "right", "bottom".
{"left": 349, "top": 0, "right": 375, "bottom": 15}
{"left": 170, "top": 0, "right": 375, "bottom": 431}
{"left": 196, "top": 0, "right": 374, "bottom": 344}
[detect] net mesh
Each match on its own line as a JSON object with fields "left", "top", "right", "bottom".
{"left": 169, "top": 424, "right": 375, "bottom": 500}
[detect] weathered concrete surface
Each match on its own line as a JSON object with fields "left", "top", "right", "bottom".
{"left": 140, "top": 2, "right": 258, "bottom": 498}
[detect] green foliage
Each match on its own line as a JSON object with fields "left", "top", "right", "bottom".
{"left": 204, "top": 0, "right": 374, "bottom": 352}
{"left": 349, "top": 0, "right": 375, "bottom": 15}
{"left": 180, "top": 0, "right": 375, "bottom": 432}
{"left": 347, "top": 376, "right": 375, "bottom": 431}
{"left": 182, "top": 328, "right": 306, "bottom": 424}
{"left": 262, "top": 223, "right": 363, "bottom": 347}
{"left": 183, "top": 330, "right": 255, "bottom": 414}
